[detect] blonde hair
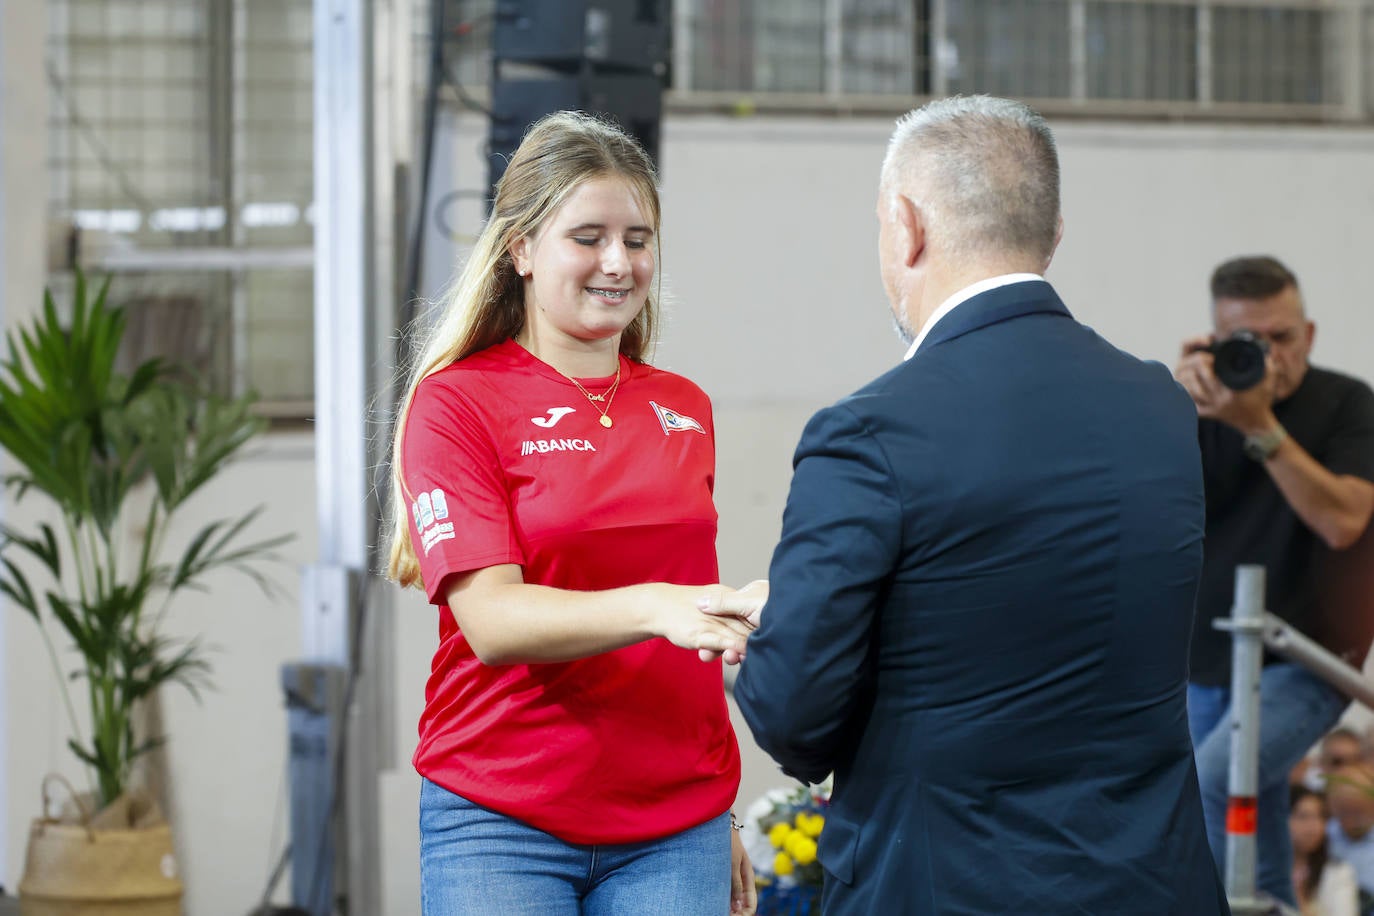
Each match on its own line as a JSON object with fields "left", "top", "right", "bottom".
{"left": 386, "top": 111, "right": 662, "bottom": 588}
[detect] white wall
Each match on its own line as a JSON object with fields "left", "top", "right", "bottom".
{"left": 652, "top": 116, "right": 1374, "bottom": 402}
{"left": 6, "top": 111, "right": 1374, "bottom": 911}
{"left": 0, "top": 0, "right": 49, "bottom": 889}
{"left": 0, "top": 435, "right": 316, "bottom": 912}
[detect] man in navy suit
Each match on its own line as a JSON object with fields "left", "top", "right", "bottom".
{"left": 726, "top": 96, "right": 1229, "bottom": 914}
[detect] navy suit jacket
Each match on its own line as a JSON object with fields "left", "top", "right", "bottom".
{"left": 735, "top": 281, "right": 1228, "bottom": 915}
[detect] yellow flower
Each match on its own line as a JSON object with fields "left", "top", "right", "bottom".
{"left": 795, "top": 812, "right": 825, "bottom": 837}
{"left": 786, "top": 834, "right": 818, "bottom": 865}
{"left": 768, "top": 822, "right": 792, "bottom": 848}
{"left": 773, "top": 851, "right": 795, "bottom": 876}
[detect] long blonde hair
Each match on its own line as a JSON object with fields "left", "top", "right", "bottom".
{"left": 386, "top": 111, "right": 662, "bottom": 588}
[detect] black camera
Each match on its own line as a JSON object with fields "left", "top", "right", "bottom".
{"left": 1201, "top": 330, "right": 1270, "bottom": 391}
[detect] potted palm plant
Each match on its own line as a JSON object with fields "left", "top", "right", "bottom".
{"left": 0, "top": 273, "right": 287, "bottom": 913}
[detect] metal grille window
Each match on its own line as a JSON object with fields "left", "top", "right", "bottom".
{"left": 685, "top": 0, "right": 826, "bottom": 92}
{"left": 842, "top": 0, "right": 925, "bottom": 95}
{"left": 943, "top": 0, "right": 1074, "bottom": 99}
{"left": 47, "top": 0, "right": 314, "bottom": 414}
{"left": 1212, "top": 6, "right": 1328, "bottom": 105}
{"left": 752, "top": 0, "right": 827, "bottom": 93}
{"left": 1085, "top": 2, "right": 1198, "bottom": 102}
{"left": 41, "top": 0, "right": 1372, "bottom": 424}
{"left": 673, "top": 0, "right": 1373, "bottom": 120}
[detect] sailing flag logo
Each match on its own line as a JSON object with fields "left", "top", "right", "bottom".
{"left": 649, "top": 400, "right": 706, "bottom": 436}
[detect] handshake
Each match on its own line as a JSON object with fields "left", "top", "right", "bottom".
{"left": 681, "top": 579, "right": 769, "bottom": 666}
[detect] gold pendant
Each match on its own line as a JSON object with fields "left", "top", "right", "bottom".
{"left": 600, "top": 415, "right": 613, "bottom": 428}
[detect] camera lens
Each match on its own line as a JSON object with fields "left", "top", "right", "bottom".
{"left": 1211, "top": 333, "right": 1268, "bottom": 391}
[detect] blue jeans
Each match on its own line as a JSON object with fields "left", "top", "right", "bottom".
{"left": 418, "top": 778, "right": 732, "bottom": 915}
{"left": 1189, "top": 663, "right": 1349, "bottom": 906}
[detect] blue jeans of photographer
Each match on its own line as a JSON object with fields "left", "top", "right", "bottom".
{"left": 418, "top": 777, "right": 732, "bottom": 915}
{"left": 1188, "top": 662, "right": 1349, "bottom": 906}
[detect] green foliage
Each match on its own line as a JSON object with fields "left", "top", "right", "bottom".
{"left": 0, "top": 273, "right": 289, "bottom": 808}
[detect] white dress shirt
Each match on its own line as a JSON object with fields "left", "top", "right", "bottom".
{"left": 903, "top": 273, "right": 1046, "bottom": 362}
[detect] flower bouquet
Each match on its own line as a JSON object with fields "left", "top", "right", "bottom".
{"left": 740, "top": 777, "right": 832, "bottom": 916}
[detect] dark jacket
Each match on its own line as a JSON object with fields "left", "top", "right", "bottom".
{"left": 735, "top": 280, "right": 1229, "bottom": 915}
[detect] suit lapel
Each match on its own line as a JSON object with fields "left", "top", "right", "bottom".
{"left": 914, "top": 280, "right": 1073, "bottom": 358}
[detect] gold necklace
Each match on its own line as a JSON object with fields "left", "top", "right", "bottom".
{"left": 568, "top": 361, "right": 621, "bottom": 428}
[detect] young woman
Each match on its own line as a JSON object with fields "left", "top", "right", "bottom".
{"left": 1291, "top": 785, "right": 1359, "bottom": 916}
{"left": 386, "top": 111, "right": 756, "bottom": 915}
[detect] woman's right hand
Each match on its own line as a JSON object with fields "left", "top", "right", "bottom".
{"left": 643, "top": 583, "right": 755, "bottom": 657}
{"left": 448, "top": 568, "right": 755, "bottom": 666}
{"left": 707, "top": 579, "right": 769, "bottom": 629}
{"left": 696, "top": 580, "right": 769, "bottom": 665}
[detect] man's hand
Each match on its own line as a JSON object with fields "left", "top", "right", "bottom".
{"left": 696, "top": 579, "right": 769, "bottom": 665}
{"left": 1174, "top": 335, "right": 1279, "bottom": 436}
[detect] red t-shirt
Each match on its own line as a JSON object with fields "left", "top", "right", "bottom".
{"left": 401, "top": 338, "right": 740, "bottom": 845}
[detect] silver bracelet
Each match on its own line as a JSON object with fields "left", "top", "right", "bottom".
{"left": 729, "top": 811, "right": 744, "bottom": 831}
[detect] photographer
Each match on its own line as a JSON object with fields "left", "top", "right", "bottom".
{"left": 1175, "top": 255, "right": 1374, "bottom": 906}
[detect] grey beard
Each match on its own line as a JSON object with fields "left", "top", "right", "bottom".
{"left": 891, "top": 312, "right": 915, "bottom": 348}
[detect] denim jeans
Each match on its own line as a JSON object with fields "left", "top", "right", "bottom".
{"left": 418, "top": 778, "right": 732, "bottom": 915}
{"left": 1189, "top": 662, "right": 1349, "bottom": 906}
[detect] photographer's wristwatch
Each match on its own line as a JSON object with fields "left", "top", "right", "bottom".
{"left": 1243, "top": 425, "right": 1288, "bottom": 462}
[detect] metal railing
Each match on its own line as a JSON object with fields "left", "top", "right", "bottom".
{"left": 1217, "top": 565, "right": 1374, "bottom": 916}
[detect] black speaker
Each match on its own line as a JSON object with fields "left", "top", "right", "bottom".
{"left": 487, "top": 72, "right": 663, "bottom": 196}
{"left": 492, "top": 0, "right": 669, "bottom": 74}
{"left": 486, "top": 1, "right": 669, "bottom": 207}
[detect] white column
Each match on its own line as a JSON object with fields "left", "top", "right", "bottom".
{"left": 312, "top": 2, "right": 372, "bottom": 583}
{"left": 306, "top": 0, "right": 396, "bottom": 911}
{"left": 0, "top": 0, "right": 50, "bottom": 887}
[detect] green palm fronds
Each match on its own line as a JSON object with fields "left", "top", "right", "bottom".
{"left": 0, "top": 272, "right": 289, "bottom": 808}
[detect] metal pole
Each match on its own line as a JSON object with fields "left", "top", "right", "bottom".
{"left": 1338, "top": 1, "right": 1365, "bottom": 120}
{"left": 929, "top": 0, "right": 948, "bottom": 96}
{"left": 823, "top": 0, "right": 843, "bottom": 96}
{"left": 1196, "top": 2, "right": 1214, "bottom": 109}
{"left": 671, "top": 0, "right": 693, "bottom": 93}
{"left": 1221, "top": 564, "right": 1265, "bottom": 911}
{"left": 1263, "top": 613, "right": 1374, "bottom": 708}
{"left": 1068, "top": 0, "right": 1087, "bottom": 103}
{"left": 1211, "top": 568, "right": 1349, "bottom": 916}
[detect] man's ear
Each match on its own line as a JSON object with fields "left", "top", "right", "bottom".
{"left": 896, "top": 194, "right": 924, "bottom": 268}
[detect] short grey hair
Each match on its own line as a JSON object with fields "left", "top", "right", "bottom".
{"left": 881, "top": 95, "right": 1060, "bottom": 264}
